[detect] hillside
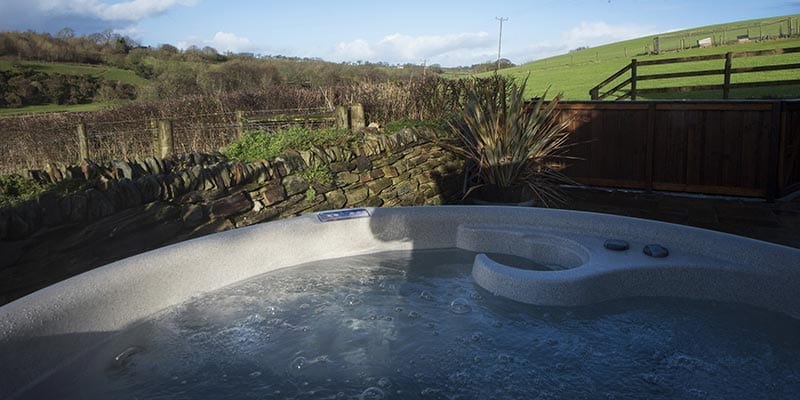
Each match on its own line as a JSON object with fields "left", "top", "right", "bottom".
{"left": 484, "top": 14, "right": 800, "bottom": 100}
{"left": 2, "top": 14, "right": 799, "bottom": 116}
{"left": 0, "top": 30, "right": 436, "bottom": 116}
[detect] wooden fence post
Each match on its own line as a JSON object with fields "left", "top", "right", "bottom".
{"left": 236, "top": 110, "right": 245, "bottom": 138}
{"left": 149, "top": 119, "right": 158, "bottom": 152}
{"left": 723, "top": 52, "right": 733, "bottom": 99}
{"left": 335, "top": 105, "right": 349, "bottom": 129}
{"left": 76, "top": 123, "right": 89, "bottom": 162}
{"left": 630, "top": 59, "right": 638, "bottom": 101}
{"left": 349, "top": 104, "right": 365, "bottom": 131}
{"left": 156, "top": 119, "right": 174, "bottom": 158}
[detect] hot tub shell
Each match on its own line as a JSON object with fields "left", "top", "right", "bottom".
{"left": 1, "top": 206, "right": 799, "bottom": 398}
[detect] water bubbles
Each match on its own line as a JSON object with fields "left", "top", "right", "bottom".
{"left": 408, "top": 311, "right": 421, "bottom": 319}
{"left": 497, "top": 353, "right": 512, "bottom": 363}
{"left": 394, "top": 306, "right": 404, "bottom": 313}
{"left": 289, "top": 356, "right": 307, "bottom": 372}
{"left": 421, "top": 387, "right": 439, "bottom": 396}
{"left": 345, "top": 294, "right": 362, "bottom": 306}
{"left": 470, "top": 332, "right": 483, "bottom": 342}
{"left": 112, "top": 345, "right": 144, "bottom": 367}
{"left": 249, "top": 371, "right": 262, "bottom": 378}
{"left": 377, "top": 377, "right": 391, "bottom": 388}
{"left": 419, "top": 291, "right": 434, "bottom": 301}
{"left": 469, "top": 292, "right": 484, "bottom": 300}
{"left": 265, "top": 305, "right": 278, "bottom": 315}
{"left": 360, "top": 386, "right": 385, "bottom": 400}
{"left": 449, "top": 298, "right": 472, "bottom": 314}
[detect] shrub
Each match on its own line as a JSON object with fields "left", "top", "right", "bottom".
{"left": 0, "top": 174, "right": 50, "bottom": 207}
{"left": 225, "top": 127, "right": 356, "bottom": 162}
{"left": 384, "top": 119, "right": 449, "bottom": 135}
{"left": 440, "top": 76, "right": 578, "bottom": 206}
{"left": 301, "top": 164, "right": 333, "bottom": 202}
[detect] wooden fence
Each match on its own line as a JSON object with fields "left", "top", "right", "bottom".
{"left": 27, "top": 105, "right": 365, "bottom": 167}
{"left": 590, "top": 46, "right": 800, "bottom": 101}
{"left": 560, "top": 100, "right": 800, "bottom": 199}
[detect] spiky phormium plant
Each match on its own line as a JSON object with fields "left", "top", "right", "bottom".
{"left": 444, "top": 76, "right": 578, "bottom": 206}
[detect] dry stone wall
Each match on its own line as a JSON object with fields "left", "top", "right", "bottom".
{"left": 0, "top": 129, "right": 464, "bottom": 244}
{"left": 0, "top": 129, "right": 464, "bottom": 304}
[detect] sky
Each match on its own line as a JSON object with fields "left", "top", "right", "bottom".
{"left": 1, "top": 0, "right": 799, "bottom": 67}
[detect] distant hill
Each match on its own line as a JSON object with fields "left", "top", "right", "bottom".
{"left": 0, "top": 30, "right": 434, "bottom": 115}
{"left": 480, "top": 14, "right": 800, "bottom": 100}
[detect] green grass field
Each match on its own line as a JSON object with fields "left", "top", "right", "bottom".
{"left": 0, "top": 59, "right": 150, "bottom": 87}
{"left": 0, "top": 102, "right": 114, "bottom": 117}
{"left": 475, "top": 15, "right": 800, "bottom": 100}
{"left": 0, "top": 59, "right": 148, "bottom": 116}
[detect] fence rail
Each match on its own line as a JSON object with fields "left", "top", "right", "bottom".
{"left": 559, "top": 100, "right": 800, "bottom": 199}
{"left": 0, "top": 105, "right": 366, "bottom": 174}
{"left": 590, "top": 46, "right": 800, "bottom": 101}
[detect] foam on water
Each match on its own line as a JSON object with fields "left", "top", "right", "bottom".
{"left": 20, "top": 249, "right": 800, "bottom": 399}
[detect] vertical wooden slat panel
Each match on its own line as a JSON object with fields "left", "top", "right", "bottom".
{"left": 767, "top": 102, "right": 783, "bottom": 200}
{"left": 780, "top": 103, "right": 800, "bottom": 193}
{"left": 720, "top": 109, "right": 743, "bottom": 188}
{"left": 645, "top": 103, "right": 656, "bottom": 190}
{"left": 556, "top": 101, "right": 794, "bottom": 198}
{"left": 684, "top": 110, "right": 704, "bottom": 186}
{"left": 653, "top": 109, "right": 688, "bottom": 187}
{"left": 702, "top": 110, "right": 723, "bottom": 187}
{"left": 632, "top": 108, "right": 650, "bottom": 183}
{"left": 739, "top": 110, "right": 763, "bottom": 190}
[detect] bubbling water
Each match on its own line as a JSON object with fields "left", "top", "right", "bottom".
{"left": 19, "top": 249, "right": 800, "bottom": 399}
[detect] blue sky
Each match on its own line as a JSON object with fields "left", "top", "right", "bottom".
{"left": 1, "top": 0, "right": 799, "bottom": 66}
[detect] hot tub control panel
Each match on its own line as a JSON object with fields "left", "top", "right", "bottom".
{"left": 317, "top": 208, "right": 371, "bottom": 222}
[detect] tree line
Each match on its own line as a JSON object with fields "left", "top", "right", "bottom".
{"left": 0, "top": 66, "right": 136, "bottom": 108}
{"left": 0, "top": 29, "right": 519, "bottom": 109}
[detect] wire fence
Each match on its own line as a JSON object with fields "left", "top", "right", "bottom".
{"left": 0, "top": 107, "right": 335, "bottom": 175}
{"left": 0, "top": 77, "right": 494, "bottom": 175}
{"left": 652, "top": 17, "right": 799, "bottom": 54}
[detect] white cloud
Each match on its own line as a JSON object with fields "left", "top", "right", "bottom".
{"left": 33, "top": 0, "right": 196, "bottom": 22}
{"left": 0, "top": 0, "right": 196, "bottom": 33}
{"left": 332, "top": 31, "right": 494, "bottom": 66}
{"left": 507, "top": 21, "right": 662, "bottom": 64}
{"left": 504, "top": 43, "right": 570, "bottom": 65}
{"left": 334, "top": 39, "right": 376, "bottom": 60}
{"left": 177, "top": 32, "right": 257, "bottom": 54}
{"left": 561, "top": 21, "right": 658, "bottom": 49}
{"left": 208, "top": 32, "right": 255, "bottom": 53}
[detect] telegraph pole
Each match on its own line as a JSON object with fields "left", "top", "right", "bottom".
{"left": 496, "top": 17, "right": 509, "bottom": 72}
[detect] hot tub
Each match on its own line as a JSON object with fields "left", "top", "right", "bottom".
{"left": 1, "top": 206, "right": 799, "bottom": 399}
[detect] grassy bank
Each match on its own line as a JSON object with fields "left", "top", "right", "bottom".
{"left": 473, "top": 14, "right": 800, "bottom": 100}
